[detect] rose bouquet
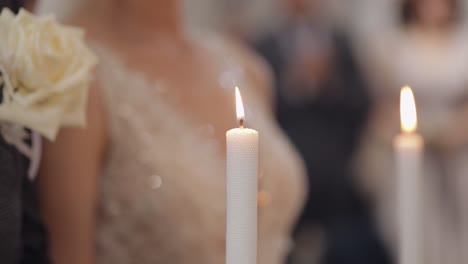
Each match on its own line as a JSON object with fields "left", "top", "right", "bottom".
{"left": 0, "top": 8, "right": 97, "bottom": 140}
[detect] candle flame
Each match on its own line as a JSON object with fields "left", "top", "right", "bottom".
{"left": 235, "top": 87, "right": 245, "bottom": 127}
{"left": 400, "top": 86, "right": 417, "bottom": 133}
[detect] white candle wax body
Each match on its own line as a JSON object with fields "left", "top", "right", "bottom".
{"left": 394, "top": 133, "right": 423, "bottom": 264}
{"left": 226, "top": 128, "right": 259, "bottom": 264}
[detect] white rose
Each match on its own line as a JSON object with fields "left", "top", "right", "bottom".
{"left": 0, "top": 8, "right": 97, "bottom": 140}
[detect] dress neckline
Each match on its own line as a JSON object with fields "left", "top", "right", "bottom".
{"left": 90, "top": 34, "right": 254, "bottom": 159}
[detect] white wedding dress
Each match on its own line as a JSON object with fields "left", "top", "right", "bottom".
{"left": 36, "top": 2, "right": 305, "bottom": 263}
{"left": 89, "top": 35, "right": 306, "bottom": 264}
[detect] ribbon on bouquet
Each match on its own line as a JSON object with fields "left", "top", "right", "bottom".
{"left": 0, "top": 123, "right": 42, "bottom": 180}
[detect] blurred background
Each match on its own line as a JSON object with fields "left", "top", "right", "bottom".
{"left": 185, "top": 1, "right": 468, "bottom": 263}
{"left": 35, "top": 0, "right": 468, "bottom": 263}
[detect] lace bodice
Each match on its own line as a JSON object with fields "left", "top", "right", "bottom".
{"left": 92, "top": 35, "right": 306, "bottom": 264}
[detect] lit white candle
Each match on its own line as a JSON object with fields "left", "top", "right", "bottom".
{"left": 394, "top": 86, "right": 424, "bottom": 264}
{"left": 226, "top": 87, "right": 259, "bottom": 264}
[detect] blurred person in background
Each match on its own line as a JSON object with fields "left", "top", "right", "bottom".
{"left": 356, "top": 0, "right": 468, "bottom": 263}
{"left": 37, "top": 0, "right": 307, "bottom": 264}
{"left": 254, "top": 0, "right": 391, "bottom": 263}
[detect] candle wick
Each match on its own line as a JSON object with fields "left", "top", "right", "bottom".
{"left": 239, "top": 118, "right": 244, "bottom": 129}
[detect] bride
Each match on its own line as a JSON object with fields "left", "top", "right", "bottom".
{"left": 37, "top": 0, "right": 306, "bottom": 264}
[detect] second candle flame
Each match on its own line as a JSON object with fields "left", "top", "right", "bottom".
{"left": 235, "top": 87, "right": 245, "bottom": 128}
{"left": 400, "top": 86, "right": 417, "bottom": 133}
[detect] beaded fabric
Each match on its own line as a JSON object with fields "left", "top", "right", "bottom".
{"left": 92, "top": 34, "right": 307, "bottom": 264}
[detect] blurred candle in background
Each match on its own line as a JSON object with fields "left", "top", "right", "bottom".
{"left": 226, "top": 87, "right": 259, "bottom": 264}
{"left": 394, "top": 86, "right": 424, "bottom": 264}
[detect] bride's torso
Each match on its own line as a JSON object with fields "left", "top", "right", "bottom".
{"left": 91, "top": 33, "right": 306, "bottom": 264}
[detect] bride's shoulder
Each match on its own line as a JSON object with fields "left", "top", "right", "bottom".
{"left": 198, "top": 31, "right": 274, "bottom": 108}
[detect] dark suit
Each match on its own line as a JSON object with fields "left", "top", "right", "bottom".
{"left": 255, "top": 25, "right": 392, "bottom": 264}
{"left": 0, "top": 2, "right": 50, "bottom": 263}
{"left": 0, "top": 135, "right": 50, "bottom": 264}
{"left": 0, "top": 136, "right": 23, "bottom": 263}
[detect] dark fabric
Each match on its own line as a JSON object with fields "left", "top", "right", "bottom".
{"left": 0, "top": 2, "right": 21, "bottom": 263}
{"left": 322, "top": 217, "right": 392, "bottom": 264}
{"left": 0, "top": 1, "right": 51, "bottom": 262}
{"left": 255, "top": 28, "right": 392, "bottom": 264}
{"left": 20, "top": 171, "right": 50, "bottom": 264}
{"left": 0, "top": 0, "right": 24, "bottom": 12}
{"left": 0, "top": 136, "right": 51, "bottom": 264}
{"left": 0, "top": 136, "right": 23, "bottom": 264}
{"left": 256, "top": 28, "right": 371, "bottom": 225}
